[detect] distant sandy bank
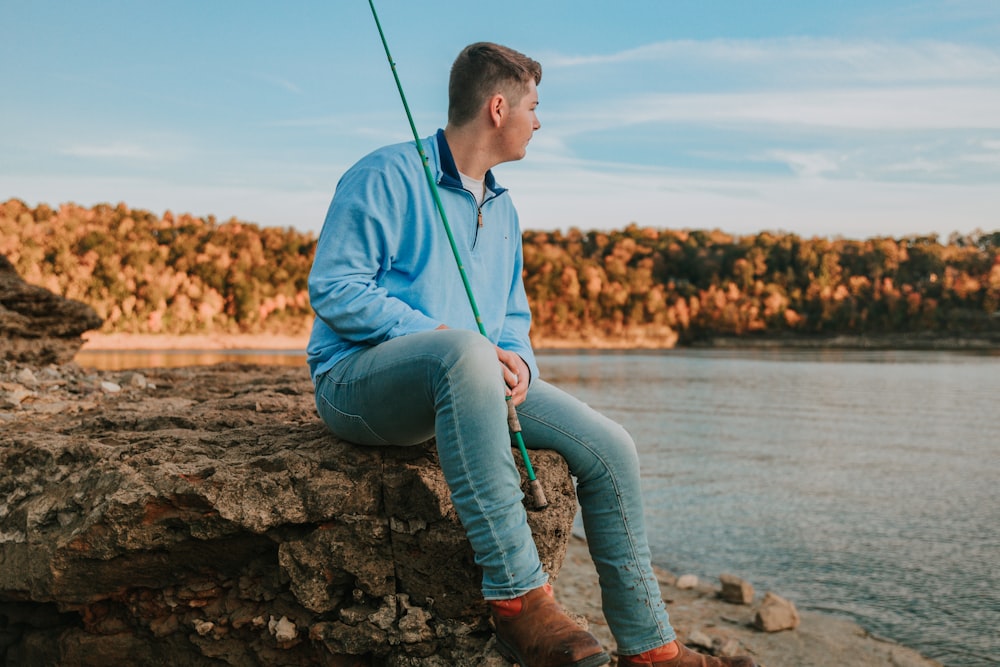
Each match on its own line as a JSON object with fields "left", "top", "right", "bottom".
{"left": 80, "top": 332, "right": 672, "bottom": 352}
{"left": 81, "top": 332, "right": 311, "bottom": 351}
{"left": 80, "top": 331, "right": 1000, "bottom": 353}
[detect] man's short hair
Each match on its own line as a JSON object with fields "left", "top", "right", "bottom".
{"left": 448, "top": 42, "right": 542, "bottom": 127}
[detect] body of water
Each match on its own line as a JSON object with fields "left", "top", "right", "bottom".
{"left": 77, "top": 346, "right": 999, "bottom": 665}
{"left": 539, "top": 349, "right": 999, "bottom": 667}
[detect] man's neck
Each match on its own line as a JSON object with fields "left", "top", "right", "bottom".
{"left": 443, "top": 124, "right": 495, "bottom": 181}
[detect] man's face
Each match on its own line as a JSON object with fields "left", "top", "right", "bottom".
{"left": 498, "top": 79, "right": 540, "bottom": 163}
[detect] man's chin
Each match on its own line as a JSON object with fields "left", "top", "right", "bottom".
{"left": 501, "top": 150, "right": 529, "bottom": 165}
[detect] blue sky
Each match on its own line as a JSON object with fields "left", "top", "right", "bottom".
{"left": 3, "top": 0, "right": 999, "bottom": 240}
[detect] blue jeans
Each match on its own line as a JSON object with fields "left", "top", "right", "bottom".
{"left": 313, "top": 329, "right": 675, "bottom": 654}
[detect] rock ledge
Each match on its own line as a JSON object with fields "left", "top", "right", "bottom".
{"left": 1, "top": 362, "right": 576, "bottom": 666}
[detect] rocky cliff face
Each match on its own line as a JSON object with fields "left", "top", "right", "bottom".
{"left": 0, "top": 260, "right": 578, "bottom": 665}
{"left": 0, "top": 254, "right": 103, "bottom": 365}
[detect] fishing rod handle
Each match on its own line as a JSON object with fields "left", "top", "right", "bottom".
{"left": 529, "top": 479, "right": 549, "bottom": 511}
{"left": 505, "top": 397, "right": 522, "bottom": 432}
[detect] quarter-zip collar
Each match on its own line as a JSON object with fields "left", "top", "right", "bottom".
{"left": 434, "top": 129, "right": 507, "bottom": 197}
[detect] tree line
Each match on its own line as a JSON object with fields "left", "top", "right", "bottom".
{"left": 1, "top": 199, "right": 314, "bottom": 335}
{"left": 522, "top": 225, "right": 1000, "bottom": 345}
{"left": 3, "top": 198, "right": 999, "bottom": 344}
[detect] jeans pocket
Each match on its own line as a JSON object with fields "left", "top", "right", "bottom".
{"left": 316, "top": 391, "right": 391, "bottom": 446}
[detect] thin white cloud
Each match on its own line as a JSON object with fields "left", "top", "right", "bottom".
{"left": 765, "top": 151, "right": 842, "bottom": 178}
{"left": 560, "top": 86, "right": 1000, "bottom": 133}
{"left": 254, "top": 73, "right": 302, "bottom": 94}
{"left": 260, "top": 112, "right": 435, "bottom": 147}
{"left": 962, "top": 151, "right": 1000, "bottom": 166}
{"left": 548, "top": 37, "right": 1000, "bottom": 84}
{"left": 883, "top": 157, "right": 951, "bottom": 174}
{"left": 61, "top": 142, "right": 155, "bottom": 159}
{"left": 262, "top": 115, "right": 345, "bottom": 128}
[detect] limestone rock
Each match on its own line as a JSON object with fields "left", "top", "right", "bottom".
{"left": 686, "top": 629, "right": 714, "bottom": 650}
{"left": 718, "top": 573, "right": 754, "bottom": 605}
{"left": 0, "top": 363, "right": 578, "bottom": 666}
{"left": 715, "top": 637, "right": 745, "bottom": 657}
{"left": 0, "top": 254, "right": 103, "bottom": 364}
{"left": 754, "top": 591, "right": 800, "bottom": 632}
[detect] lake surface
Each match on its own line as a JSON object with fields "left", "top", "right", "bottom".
{"left": 77, "top": 347, "right": 999, "bottom": 666}
{"left": 539, "top": 349, "right": 999, "bottom": 667}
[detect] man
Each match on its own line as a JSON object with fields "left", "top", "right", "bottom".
{"left": 308, "top": 42, "right": 756, "bottom": 667}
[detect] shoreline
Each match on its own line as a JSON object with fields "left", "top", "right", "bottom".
{"left": 81, "top": 332, "right": 312, "bottom": 351}
{"left": 81, "top": 331, "right": 1000, "bottom": 353}
{"left": 559, "top": 535, "right": 943, "bottom": 667}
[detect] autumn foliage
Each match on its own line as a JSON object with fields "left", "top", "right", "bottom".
{"left": 522, "top": 225, "right": 1000, "bottom": 345}
{"left": 1, "top": 199, "right": 314, "bottom": 336}
{"left": 3, "top": 199, "right": 999, "bottom": 344}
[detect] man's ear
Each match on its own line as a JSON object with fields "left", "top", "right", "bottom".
{"left": 488, "top": 93, "right": 505, "bottom": 127}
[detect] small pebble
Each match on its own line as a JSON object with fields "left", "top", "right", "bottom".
{"left": 193, "top": 619, "right": 214, "bottom": 636}
{"left": 0, "top": 362, "right": 152, "bottom": 423}
{"left": 269, "top": 615, "right": 298, "bottom": 642}
{"left": 15, "top": 368, "right": 38, "bottom": 387}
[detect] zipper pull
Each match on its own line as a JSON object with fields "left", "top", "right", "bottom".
{"left": 478, "top": 208, "right": 483, "bottom": 227}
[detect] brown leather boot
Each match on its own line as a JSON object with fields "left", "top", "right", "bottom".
{"left": 617, "top": 641, "right": 757, "bottom": 667}
{"left": 489, "top": 583, "right": 610, "bottom": 667}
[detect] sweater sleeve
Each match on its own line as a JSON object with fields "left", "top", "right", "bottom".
{"left": 308, "top": 164, "right": 440, "bottom": 345}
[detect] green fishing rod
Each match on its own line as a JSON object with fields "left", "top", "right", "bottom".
{"left": 368, "top": 0, "right": 547, "bottom": 510}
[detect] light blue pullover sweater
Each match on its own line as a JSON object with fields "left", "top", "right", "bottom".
{"left": 307, "top": 129, "right": 539, "bottom": 385}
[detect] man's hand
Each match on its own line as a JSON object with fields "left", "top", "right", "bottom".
{"left": 436, "top": 326, "right": 529, "bottom": 405}
{"left": 496, "top": 346, "right": 530, "bottom": 407}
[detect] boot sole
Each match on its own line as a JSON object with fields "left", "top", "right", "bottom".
{"left": 495, "top": 637, "right": 611, "bottom": 667}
